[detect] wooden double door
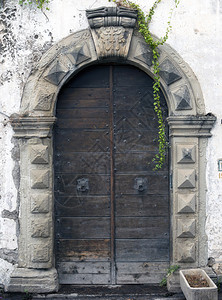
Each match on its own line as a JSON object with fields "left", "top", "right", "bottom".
{"left": 54, "top": 64, "right": 170, "bottom": 285}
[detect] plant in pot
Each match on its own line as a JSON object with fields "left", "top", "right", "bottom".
{"left": 180, "top": 269, "right": 218, "bottom": 300}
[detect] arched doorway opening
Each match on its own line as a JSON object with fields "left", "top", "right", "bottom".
{"left": 54, "top": 64, "right": 170, "bottom": 284}
{"left": 8, "top": 8, "right": 216, "bottom": 292}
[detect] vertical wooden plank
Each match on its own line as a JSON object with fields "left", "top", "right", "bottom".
{"left": 55, "top": 65, "right": 112, "bottom": 285}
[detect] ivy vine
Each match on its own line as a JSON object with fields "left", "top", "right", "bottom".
{"left": 19, "top": 0, "right": 49, "bottom": 10}
{"left": 109, "top": 0, "right": 180, "bottom": 169}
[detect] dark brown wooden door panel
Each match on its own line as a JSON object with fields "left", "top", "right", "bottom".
{"left": 57, "top": 239, "right": 111, "bottom": 262}
{"left": 54, "top": 64, "right": 169, "bottom": 285}
{"left": 115, "top": 239, "right": 170, "bottom": 261}
{"left": 55, "top": 196, "right": 110, "bottom": 217}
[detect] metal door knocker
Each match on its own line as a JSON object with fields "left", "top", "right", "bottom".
{"left": 134, "top": 177, "right": 148, "bottom": 192}
{"left": 77, "top": 178, "right": 89, "bottom": 193}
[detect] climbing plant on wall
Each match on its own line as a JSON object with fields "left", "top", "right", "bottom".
{"left": 19, "top": 0, "right": 49, "bottom": 10}
{"left": 109, "top": 0, "right": 180, "bottom": 170}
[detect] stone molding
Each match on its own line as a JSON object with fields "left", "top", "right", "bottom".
{"left": 86, "top": 6, "right": 138, "bottom": 28}
{"left": 7, "top": 7, "right": 216, "bottom": 292}
{"left": 10, "top": 116, "right": 56, "bottom": 138}
{"left": 168, "top": 115, "right": 216, "bottom": 137}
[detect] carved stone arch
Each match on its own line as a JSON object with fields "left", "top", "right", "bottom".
{"left": 8, "top": 7, "right": 216, "bottom": 293}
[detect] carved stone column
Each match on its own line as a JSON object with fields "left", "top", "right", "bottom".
{"left": 168, "top": 116, "right": 216, "bottom": 268}
{"left": 7, "top": 116, "right": 58, "bottom": 293}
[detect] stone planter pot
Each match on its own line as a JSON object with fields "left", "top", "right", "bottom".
{"left": 180, "top": 269, "right": 218, "bottom": 300}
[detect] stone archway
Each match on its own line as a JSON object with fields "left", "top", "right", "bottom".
{"left": 7, "top": 6, "right": 216, "bottom": 292}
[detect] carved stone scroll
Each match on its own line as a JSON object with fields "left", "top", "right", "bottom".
{"left": 86, "top": 6, "right": 137, "bottom": 28}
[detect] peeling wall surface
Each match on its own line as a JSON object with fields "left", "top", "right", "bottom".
{"left": 0, "top": 0, "right": 222, "bottom": 287}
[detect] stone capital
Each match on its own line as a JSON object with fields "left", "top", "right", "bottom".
{"left": 167, "top": 115, "right": 216, "bottom": 137}
{"left": 10, "top": 115, "right": 56, "bottom": 138}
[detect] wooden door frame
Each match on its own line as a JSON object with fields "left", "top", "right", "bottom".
{"left": 8, "top": 7, "right": 216, "bottom": 293}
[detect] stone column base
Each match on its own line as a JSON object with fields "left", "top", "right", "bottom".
{"left": 6, "top": 268, "right": 58, "bottom": 293}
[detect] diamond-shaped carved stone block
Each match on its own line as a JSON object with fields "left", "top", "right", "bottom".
{"left": 159, "top": 59, "right": 182, "bottom": 85}
{"left": 34, "top": 93, "right": 54, "bottom": 111}
{"left": 177, "top": 144, "right": 196, "bottom": 164}
{"left": 177, "top": 241, "right": 196, "bottom": 263}
{"left": 178, "top": 169, "right": 196, "bottom": 189}
{"left": 44, "top": 61, "right": 67, "bottom": 85}
{"left": 173, "top": 86, "right": 192, "bottom": 110}
{"left": 31, "top": 194, "right": 49, "bottom": 214}
{"left": 178, "top": 194, "right": 196, "bottom": 213}
{"left": 67, "top": 43, "right": 91, "bottom": 65}
{"left": 31, "top": 170, "right": 49, "bottom": 189}
{"left": 134, "top": 41, "right": 153, "bottom": 66}
{"left": 31, "top": 219, "right": 49, "bottom": 238}
{"left": 31, "top": 145, "right": 49, "bottom": 164}
{"left": 31, "top": 244, "right": 50, "bottom": 263}
{"left": 177, "top": 218, "right": 196, "bottom": 238}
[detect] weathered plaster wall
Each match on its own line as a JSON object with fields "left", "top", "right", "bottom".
{"left": 0, "top": 0, "right": 222, "bottom": 286}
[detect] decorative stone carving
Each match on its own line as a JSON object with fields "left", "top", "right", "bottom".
{"left": 31, "top": 170, "right": 49, "bottom": 189}
{"left": 177, "top": 144, "right": 196, "bottom": 163}
{"left": 44, "top": 61, "right": 68, "bottom": 85}
{"left": 67, "top": 43, "right": 91, "bottom": 66}
{"left": 178, "top": 193, "right": 196, "bottom": 213}
{"left": 91, "top": 26, "right": 133, "bottom": 59}
{"left": 31, "top": 194, "right": 49, "bottom": 213}
{"left": 167, "top": 116, "right": 216, "bottom": 138}
{"left": 10, "top": 116, "right": 56, "bottom": 138}
{"left": 134, "top": 41, "right": 153, "bottom": 66}
{"left": 177, "top": 241, "right": 196, "bottom": 263}
{"left": 177, "top": 218, "right": 196, "bottom": 238}
{"left": 178, "top": 169, "right": 196, "bottom": 189}
{"left": 159, "top": 59, "right": 182, "bottom": 85}
{"left": 31, "top": 245, "right": 50, "bottom": 263}
{"left": 86, "top": 6, "right": 137, "bottom": 28}
{"left": 31, "top": 219, "right": 49, "bottom": 238}
{"left": 173, "top": 86, "right": 192, "bottom": 110}
{"left": 31, "top": 145, "right": 49, "bottom": 164}
{"left": 34, "top": 93, "right": 54, "bottom": 111}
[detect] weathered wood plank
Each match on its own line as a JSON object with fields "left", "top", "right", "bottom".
{"left": 115, "top": 195, "right": 169, "bottom": 217}
{"left": 55, "top": 196, "right": 110, "bottom": 217}
{"left": 54, "top": 152, "right": 110, "bottom": 174}
{"left": 115, "top": 174, "right": 169, "bottom": 194}
{"left": 113, "top": 65, "right": 154, "bottom": 87}
{"left": 114, "top": 116, "right": 159, "bottom": 131}
{"left": 116, "top": 239, "right": 169, "bottom": 262}
{"left": 58, "top": 87, "right": 110, "bottom": 102}
{"left": 54, "top": 130, "right": 110, "bottom": 153}
{"left": 57, "top": 261, "right": 110, "bottom": 274}
{"left": 56, "top": 108, "right": 109, "bottom": 119}
{"left": 113, "top": 88, "right": 155, "bottom": 109}
{"left": 56, "top": 217, "right": 110, "bottom": 239}
{"left": 56, "top": 118, "right": 108, "bottom": 129}
{"left": 58, "top": 273, "right": 110, "bottom": 285}
{"left": 115, "top": 152, "right": 167, "bottom": 173}
{"left": 65, "top": 65, "right": 110, "bottom": 88}
{"left": 115, "top": 130, "right": 158, "bottom": 152}
{"left": 116, "top": 262, "right": 169, "bottom": 284}
{"left": 54, "top": 174, "right": 110, "bottom": 196}
{"left": 115, "top": 217, "right": 169, "bottom": 239}
{"left": 56, "top": 239, "right": 110, "bottom": 262}
{"left": 57, "top": 98, "right": 109, "bottom": 109}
